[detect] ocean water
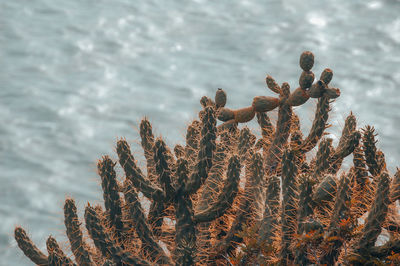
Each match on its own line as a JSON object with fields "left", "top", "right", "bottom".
{"left": 1, "top": 0, "right": 400, "bottom": 264}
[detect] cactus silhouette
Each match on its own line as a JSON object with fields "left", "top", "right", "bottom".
{"left": 14, "top": 52, "right": 400, "bottom": 265}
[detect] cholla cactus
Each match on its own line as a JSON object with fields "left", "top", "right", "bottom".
{"left": 14, "top": 52, "right": 400, "bottom": 266}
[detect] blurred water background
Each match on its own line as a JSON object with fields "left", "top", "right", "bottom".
{"left": 1, "top": 0, "right": 400, "bottom": 264}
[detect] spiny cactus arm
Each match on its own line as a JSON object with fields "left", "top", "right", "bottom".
{"left": 154, "top": 138, "right": 175, "bottom": 200}
{"left": 84, "top": 205, "right": 150, "bottom": 266}
{"left": 338, "top": 112, "right": 357, "bottom": 149}
{"left": 362, "top": 125, "right": 381, "bottom": 177}
{"left": 174, "top": 144, "right": 185, "bottom": 159}
{"left": 320, "top": 173, "right": 352, "bottom": 265}
{"left": 353, "top": 144, "right": 369, "bottom": 186}
{"left": 184, "top": 106, "right": 217, "bottom": 195}
{"left": 146, "top": 201, "right": 165, "bottom": 238}
{"left": 391, "top": 168, "right": 400, "bottom": 202}
{"left": 264, "top": 82, "right": 292, "bottom": 175}
{"left": 185, "top": 120, "right": 200, "bottom": 162}
{"left": 280, "top": 149, "right": 298, "bottom": 265}
{"left": 139, "top": 118, "right": 157, "bottom": 182}
{"left": 297, "top": 175, "right": 315, "bottom": 234}
{"left": 196, "top": 132, "right": 233, "bottom": 213}
{"left": 97, "top": 156, "right": 124, "bottom": 244}
{"left": 327, "top": 114, "right": 361, "bottom": 174}
{"left": 255, "top": 112, "right": 275, "bottom": 150}
{"left": 296, "top": 95, "right": 330, "bottom": 154}
{"left": 328, "top": 130, "right": 361, "bottom": 174}
{"left": 14, "top": 227, "right": 49, "bottom": 266}
{"left": 257, "top": 175, "right": 281, "bottom": 247}
{"left": 174, "top": 158, "right": 197, "bottom": 265}
{"left": 193, "top": 155, "right": 241, "bottom": 223}
{"left": 289, "top": 114, "right": 304, "bottom": 154}
{"left": 64, "top": 198, "right": 95, "bottom": 266}
{"left": 312, "top": 138, "right": 333, "bottom": 180}
{"left": 48, "top": 252, "right": 66, "bottom": 266}
{"left": 116, "top": 139, "right": 164, "bottom": 201}
{"left": 216, "top": 152, "right": 264, "bottom": 256}
{"left": 123, "top": 180, "right": 172, "bottom": 265}
{"left": 238, "top": 127, "right": 256, "bottom": 163}
{"left": 355, "top": 171, "right": 390, "bottom": 253}
{"left": 46, "top": 236, "right": 76, "bottom": 266}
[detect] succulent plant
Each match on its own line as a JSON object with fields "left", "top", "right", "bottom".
{"left": 14, "top": 52, "right": 400, "bottom": 265}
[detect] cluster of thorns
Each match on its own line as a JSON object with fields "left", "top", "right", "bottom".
{"left": 14, "top": 52, "right": 400, "bottom": 265}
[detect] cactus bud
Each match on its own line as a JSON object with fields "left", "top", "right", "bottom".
{"left": 266, "top": 75, "right": 281, "bottom": 94}
{"left": 233, "top": 106, "right": 256, "bottom": 123}
{"left": 215, "top": 88, "right": 227, "bottom": 108}
{"left": 287, "top": 87, "right": 310, "bottom": 106}
{"left": 299, "top": 51, "right": 314, "bottom": 71}
{"left": 252, "top": 96, "right": 280, "bottom": 112}
{"left": 217, "top": 107, "right": 235, "bottom": 122}
{"left": 308, "top": 80, "right": 326, "bottom": 98}
{"left": 320, "top": 68, "right": 333, "bottom": 85}
{"left": 299, "top": 71, "right": 315, "bottom": 89}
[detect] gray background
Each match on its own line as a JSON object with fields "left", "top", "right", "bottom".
{"left": 1, "top": 0, "right": 400, "bottom": 264}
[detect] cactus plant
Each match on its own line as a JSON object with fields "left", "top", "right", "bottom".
{"left": 14, "top": 52, "right": 400, "bottom": 265}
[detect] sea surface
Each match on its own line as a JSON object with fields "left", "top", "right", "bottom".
{"left": 1, "top": 0, "right": 400, "bottom": 264}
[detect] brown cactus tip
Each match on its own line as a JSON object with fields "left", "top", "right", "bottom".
{"left": 299, "top": 51, "right": 314, "bottom": 71}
